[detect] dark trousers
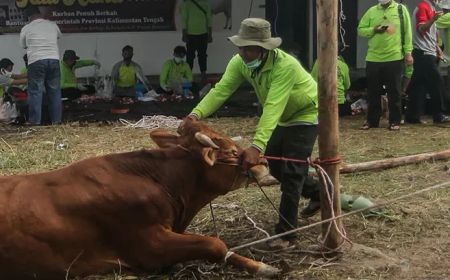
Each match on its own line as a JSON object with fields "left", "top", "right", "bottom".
{"left": 61, "top": 85, "right": 95, "bottom": 101}
{"left": 265, "top": 125, "right": 320, "bottom": 237}
{"left": 186, "top": 33, "right": 208, "bottom": 72}
{"left": 406, "top": 49, "right": 447, "bottom": 121}
{"left": 366, "top": 60, "right": 403, "bottom": 126}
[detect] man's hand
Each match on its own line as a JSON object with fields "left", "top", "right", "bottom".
{"left": 240, "top": 146, "right": 261, "bottom": 171}
{"left": 0, "top": 68, "right": 13, "bottom": 78}
{"left": 404, "top": 53, "right": 413, "bottom": 66}
{"left": 373, "top": 25, "right": 388, "bottom": 34}
{"left": 434, "top": 11, "right": 444, "bottom": 21}
{"left": 77, "top": 84, "right": 87, "bottom": 91}
{"left": 177, "top": 114, "right": 198, "bottom": 134}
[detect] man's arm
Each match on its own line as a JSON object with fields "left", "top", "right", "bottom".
{"left": 10, "top": 78, "right": 27, "bottom": 85}
{"left": 417, "top": 3, "right": 442, "bottom": 34}
{"left": 11, "top": 73, "right": 27, "bottom": 79}
{"left": 358, "top": 8, "right": 377, "bottom": 38}
{"left": 180, "top": 2, "right": 188, "bottom": 42}
{"left": 402, "top": 5, "right": 414, "bottom": 56}
{"left": 159, "top": 61, "right": 170, "bottom": 89}
{"left": 436, "top": 12, "right": 450, "bottom": 28}
{"left": 190, "top": 55, "right": 245, "bottom": 119}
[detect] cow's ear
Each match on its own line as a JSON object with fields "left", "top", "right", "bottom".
{"left": 150, "top": 129, "right": 180, "bottom": 148}
{"left": 201, "top": 147, "right": 217, "bottom": 166}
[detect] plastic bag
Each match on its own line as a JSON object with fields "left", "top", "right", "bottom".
{"left": 95, "top": 75, "right": 113, "bottom": 98}
{"left": 351, "top": 98, "right": 368, "bottom": 115}
{"left": 0, "top": 101, "right": 18, "bottom": 122}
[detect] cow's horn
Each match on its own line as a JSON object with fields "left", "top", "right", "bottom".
{"left": 195, "top": 132, "right": 219, "bottom": 149}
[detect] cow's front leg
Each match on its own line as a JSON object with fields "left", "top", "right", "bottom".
{"left": 139, "top": 228, "right": 280, "bottom": 276}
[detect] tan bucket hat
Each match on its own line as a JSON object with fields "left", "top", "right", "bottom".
{"left": 228, "top": 18, "right": 282, "bottom": 50}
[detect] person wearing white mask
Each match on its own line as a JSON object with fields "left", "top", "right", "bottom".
{"left": 180, "top": 18, "right": 321, "bottom": 249}
{"left": 159, "top": 45, "right": 193, "bottom": 95}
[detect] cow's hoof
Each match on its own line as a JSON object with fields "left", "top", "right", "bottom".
{"left": 256, "top": 262, "right": 280, "bottom": 276}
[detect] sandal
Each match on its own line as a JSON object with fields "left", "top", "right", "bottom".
{"left": 388, "top": 123, "right": 400, "bottom": 131}
{"left": 359, "top": 123, "right": 371, "bottom": 130}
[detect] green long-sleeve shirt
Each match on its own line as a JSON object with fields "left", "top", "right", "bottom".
{"left": 191, "top": 49, "right": 318, "bottom": 152}
{"left": 160, "top": 59, "right": 193, "bottom": 89}
{"left": 180, "top": 0, "right": 212, "bottom": 35}
{"left": 437, "top": 13, "right": 450, "bottom": 66}
{"left": 358, "top": 1, "right": 413, "bottom": 62}
{"left": 310, "top": 56, "right": 350, "bottom": 105}
{"left": 60, "top": 60, "right": 95, "bottom": 89}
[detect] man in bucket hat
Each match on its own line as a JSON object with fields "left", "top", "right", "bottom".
{"left": 181, "top": 18, "right": 321, "bottom": 249}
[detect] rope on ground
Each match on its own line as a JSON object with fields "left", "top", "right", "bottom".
{"left": 230, "top": 180, "right": 450, "bottom": 252}
{"left": 119, "top": 115, "right": 182, "bottom": 130}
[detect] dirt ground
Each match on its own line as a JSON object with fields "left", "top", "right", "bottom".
{"left": 0, "top": 115, "right": 449, "bottom": 279}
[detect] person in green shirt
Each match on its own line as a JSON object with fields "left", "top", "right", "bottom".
{"left": 358, "top": 0, "right": 413, "bottom": 130}
{"left": 180, "top": 0, "right": 212, "bottom": 84}
{"left": 60, "top": 50, "right": 100, "bottom": 101}
{"left": 111, "top": 45, "right": 150, "bottom": 98}
{"left": 311, "top": 50, "right": 351, "bottom": 117}
{"left": 159, "top": 46, "right": 193, "bottom": 96}
{"left": 181, "top": 18, "right": 321, "bottom": 249}
{"left": 436, "top": 1, "right": 450, "bottom": 111}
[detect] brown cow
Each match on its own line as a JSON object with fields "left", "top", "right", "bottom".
{"left": 0, "top": 119, "right": 280, "bottom": 279}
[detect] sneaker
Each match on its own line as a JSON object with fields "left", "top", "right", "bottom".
{"left": 433, "top": 115, "right": 450, "bottom": 123}
{"left": 300, "top": 200, "right": 321, "bottom": 218}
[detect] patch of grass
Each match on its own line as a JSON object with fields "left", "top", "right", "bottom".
{"left": 1, "top": 116, "right": 450, "bottom": 280}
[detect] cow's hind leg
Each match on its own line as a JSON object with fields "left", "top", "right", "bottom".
{"left": 140, "top": 229, "right": 280, "bottom": 276}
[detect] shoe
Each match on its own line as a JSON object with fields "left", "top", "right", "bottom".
{"left": 300, "top": 200, "right": 321, "bottom": 218}
{"left": 433, "top": 115, "right": 450, "bottom": 123}
{"left": 265, "top": 238, "right": 295, "bottom": 250}
{"left": 388, "top": 123, "right": 400, "bottom": 131}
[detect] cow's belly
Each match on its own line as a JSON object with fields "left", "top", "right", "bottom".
{"left": 0, "top": 176, "right": 121, "bottom": 277}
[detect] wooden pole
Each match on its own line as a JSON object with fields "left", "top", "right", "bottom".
{"left": 340, "top": 150, "right": 450, "bottom": 174}
{"left": 316, "top": 0, "right": 344, "bottom": 250}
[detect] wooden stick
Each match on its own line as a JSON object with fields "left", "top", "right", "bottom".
{"left": 340, "top": 150, "right": 450, "bottom": 174}
{"left": 316, "top": 0, "right": 343, "bottom": 250}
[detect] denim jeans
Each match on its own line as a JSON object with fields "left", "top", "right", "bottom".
{"left": 27, "top": 59, "right": 61, "bottom": 125}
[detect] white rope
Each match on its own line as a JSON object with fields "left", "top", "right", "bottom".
{"left": 339, "top": 0, "right": 348, "bottom": 50}
{"left": 224, "top": 251, "right": 235, "bottom": 263}
{"left": 119, "top": 115, "right": 182, "bottom": 130}
{"left": 230, "top": 180, "right": 450, "bottom": 252}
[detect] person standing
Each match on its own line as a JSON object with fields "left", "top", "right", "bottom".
{"left": 436, "top": 0, "right": 450, "bottom": 113}
{"left": 358, "top": 0, "right": 414, "bottom": 130}
{"left": 182, "top": 18, "right": 321, "bottom": 249}
{"left": 20, "top": 5, "right": 62, "bottom": 125}
{"left": 405, "top": 0, "right": 450, "bottom": 123}
{"left": 180, "top": 0, "right": 212, "bottom": 84}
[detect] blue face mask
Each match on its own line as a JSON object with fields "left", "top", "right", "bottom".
{"left": 245, "top": 58, "right": 262, "bottom": 70}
